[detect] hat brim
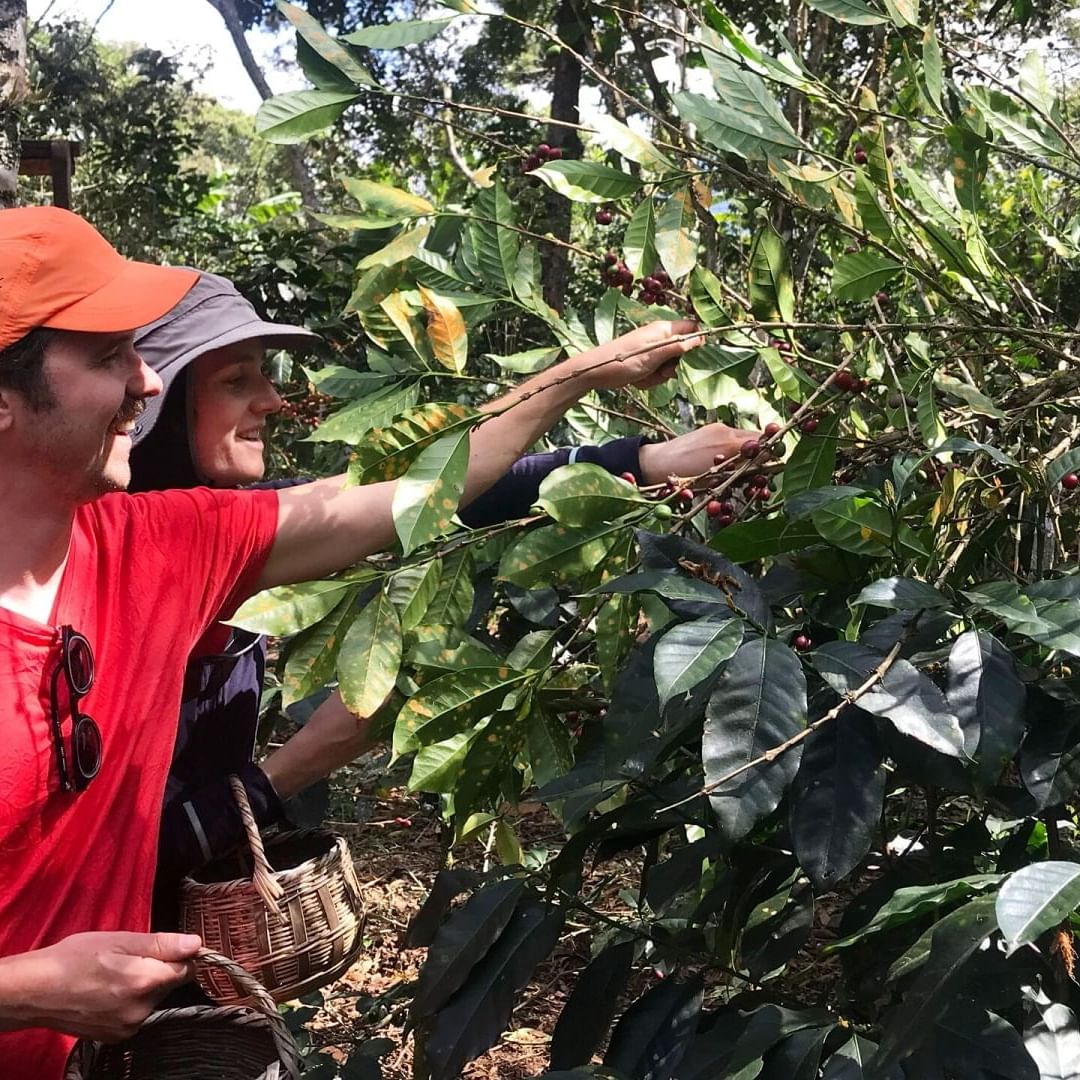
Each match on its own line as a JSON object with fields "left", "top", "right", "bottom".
{"left": 43, "top": 260, "right": 198, "bottom": 337}
{"left": 132, "top": 317, "right": 321, "bottom": 445}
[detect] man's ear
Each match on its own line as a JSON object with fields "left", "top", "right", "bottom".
{"left": 0, "top": 387, "right": 17, "bottom": 433}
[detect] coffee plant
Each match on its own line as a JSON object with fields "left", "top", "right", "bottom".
{"left": 236, "top": 0, "right": 1080, "bottom": 1075}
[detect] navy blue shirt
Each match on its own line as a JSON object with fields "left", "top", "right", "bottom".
{"left": 153, "top": 437, "right": 647, "bottom": 917}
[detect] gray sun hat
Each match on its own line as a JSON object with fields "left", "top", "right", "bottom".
{"left": 131, "top": 270, "right": 322, "bottom": 444}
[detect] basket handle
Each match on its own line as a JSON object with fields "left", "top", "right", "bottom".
{"left": 196, "top": 948, "right": 301, "bottom": 1080}
{"left": 229, "top": 775, "right": 286, "bottom": 920}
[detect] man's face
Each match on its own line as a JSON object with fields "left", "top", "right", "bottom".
{"left": 9, "top": 331, "right": 163, "bottom": 501}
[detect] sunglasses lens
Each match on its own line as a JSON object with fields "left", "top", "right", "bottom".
{"left": 67, "top": 636, "right": 94, "bottom": 695}
{"left": 73, "top": 716, "right": 102, "bottom": 782}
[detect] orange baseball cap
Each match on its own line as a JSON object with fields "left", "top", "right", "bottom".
{"left": 0, "top": 206, "right": 198, "bottom": 351}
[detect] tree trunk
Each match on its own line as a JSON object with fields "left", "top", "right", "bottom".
{"left": 0, "top": 0, "right": 27, "bottom": 209}
{"left": 204, "top": 0, "right": 320, "bottom": 211}
{"left": 540, "top": 0, "right": 585, "bottom": 313}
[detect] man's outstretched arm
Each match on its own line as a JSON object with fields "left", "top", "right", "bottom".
{"left": 258, "top": 320, "right": 701, "bottom": 589}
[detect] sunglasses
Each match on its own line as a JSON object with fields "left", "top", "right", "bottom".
{"left": 49, "top": 626, "right": 103, "bottom": 793}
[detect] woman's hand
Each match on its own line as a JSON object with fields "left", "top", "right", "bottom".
{"left": 639, "top": 422, "right": 765, "bottom": 485}
{"left": 570, "top": 320, "right": 704, "bottom": 391}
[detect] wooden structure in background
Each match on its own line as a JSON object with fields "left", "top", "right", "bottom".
{"left": 18, "top": 140, "right": 80, "bottom": 208}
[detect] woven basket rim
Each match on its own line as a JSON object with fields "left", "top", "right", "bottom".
{"left": 180, "top": 827, "right": 350, "bottom": 894}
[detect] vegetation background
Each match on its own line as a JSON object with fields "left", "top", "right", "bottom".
{"left": 9, "top": 1, "right": 1080, "bottom": 1077}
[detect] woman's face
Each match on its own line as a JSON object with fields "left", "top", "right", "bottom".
{"left": 190, "top": 341, "right": 283, "bottom": 486}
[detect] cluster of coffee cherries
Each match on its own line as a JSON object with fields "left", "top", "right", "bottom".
{"left": 522, "top": 142, "right": 564, "bottom": 173}
{"left": 278, "top": 389, "right": 332, "bottom": 428}
{"left": 852, "top": 142, "right": 894, "bottom": 165}
{"left": 600, "top": 254, "right": 636, "bottom": 296}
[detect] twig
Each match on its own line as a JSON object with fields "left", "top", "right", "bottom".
{"left": 657, "top": 638, "right": 905, "bottom": 814}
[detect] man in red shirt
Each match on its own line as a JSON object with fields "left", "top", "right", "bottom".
{"left": 0, "top": 207, "right": 701, "bottom": 1078}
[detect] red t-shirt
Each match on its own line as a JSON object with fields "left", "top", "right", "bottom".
{"left": 0, "top": 486, "right": 279, "bottom": 1080}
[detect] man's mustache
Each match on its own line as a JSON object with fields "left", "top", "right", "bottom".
{"left": 113, "top": 397, "right": 146, "bottom": 426}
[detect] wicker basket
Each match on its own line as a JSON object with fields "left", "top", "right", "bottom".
{"left": 178, "top": 776, "right": 365, "bottom": 1005}
{"left": 65, "top": 949, "right": 301, "bottom": 1080}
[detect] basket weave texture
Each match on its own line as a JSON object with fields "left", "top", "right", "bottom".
{"left": 64, "top": 949, "right": 301, "bottom": 1080}
{"left": 179, "top": 777, "right": 365, "bottom": 1005}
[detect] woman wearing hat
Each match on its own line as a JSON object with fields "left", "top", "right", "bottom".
{"left": 129, "top": 272, "right": 756, "bottom": 920}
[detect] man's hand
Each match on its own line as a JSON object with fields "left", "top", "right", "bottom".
{"left": 639, "top": 422, "right": 765, "bottom": 485}
{"left": 572, "top": 320, "right": 704, "bottom": 391}
{"left": 0, "top": 931, "right": 201, "bottom": 1041}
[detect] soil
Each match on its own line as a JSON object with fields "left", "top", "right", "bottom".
{"left": 292, "top": 749, "right": 849, "bottom": 1080}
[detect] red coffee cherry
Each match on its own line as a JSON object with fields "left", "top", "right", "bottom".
{"left": 620, "top": 471, "right": 637, "bottom": 485}
{"left": 707, "top": 500, "right": 723, "bottom": 518}
{"left": 792, "top": 633, "right": 812, "bottom": 652}
{"left": 740, "top": 439, "right": 761, "bottom": 458}
{"left": 764, "top": 422, "right": 782, "bottom": 438}
{"left": 716, "top": 513, "right": 734, "bottom": 528}
{"left": 1063, "top": 474, "right": 1080, "bottom": 491}
{"left": 799, "top": 418, "right": 819, "bottom": 434}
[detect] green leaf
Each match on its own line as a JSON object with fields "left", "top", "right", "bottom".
{"left": 228, "top": 579, "right": 361, "bottom": 635}
{"left": 810, "top": 496, "right": 894, "bottom": 556}
{"left": 303, "top": 366, "right": 395, "bottom": 399}
{"left": 425, "top": 548, "right": 475, "bottom": 627}
{"left": 281, "top": 595, "right": 356, "bottom": 708}
{"left": 525, "top": 710, "right": 575, "bottom": 789}
{"left": 484, "top": 346, "right": 561, "bottom": 374}
{"left": 592, "top": 114, "right": 675, "bottom": 170}
{"left": 654, "top": 617, "right": 743, "bottom": 708}
{"left": 535, "top": 464, "right": 646, "bottom": 527}
{"left": 749, "top": 223, "right": 795, "bottom": 323}
{"left": 1047, "top": 447, "right": 1080, "bottom": 489}
{"left": 792, "top": 711, "right": 885, "bottom": 889}
{"left": 946, "top": 631, "right": 1026, "bottom": 790}
{"left": 550, "top": 943, "right": 636, "bottom": 1071}
{"left": 425, "top": 901, "right": 565, "bottom": 1080}
{"left": 689, "top": 266, "right": 732, "bottom": 327}
{"left": 678, "top": 344, "right": 756, "bottom": 408}
{"left": 343, "top": 17, "right": 456, "bottom": 48}
{"left": 255, "top": 89, "right": 360, "bottom": 144}
{"left": 395, "top": 666, "right": 532, "bottom": 754}
{"left": 499, "top": 522, "right": 632, "bottom": 589}
{"left": 531, "top": 161, "right": 644, "bottom": 204}
{"left": 409, "top": 731, "right": 477, "bottom": 792}
{"left": 655, "top": 187, "right": 699, "bottom": 281}
{"left": 357, "top": 224, "right": 430, "bottom": 270}
{"left": 934, "top": 374, "right": 1004, "bottom": 418}
{"left": 337, "top": 589, "right": 402, "bottom": 716}
{"left": 805, "top": 0, "right": 890, "bottom": 23}
{"left": 813, "top": 641, "right": 967, "bottom": 758}
{"left": 854, "top": 172, "right": 895, "bottom": 242}
{"left": 785, "top": 412, "right": 840, "bottom": 494}
{"left": 410, "top": 878, "right": 524, "bottom": 1017}
{"left": 703, "top": 637, "right": 808, "bottom": 841}
{"left": 710, "top": 518, "right": 821, "bottom": 562}
{"left": 304, "top": 381, "right": 420, "bottom": 445}
{"left": 392, "top": 429, "right": 471, "bottom": 554}
{"left": 674, "top": 90, "right": 802, "bottom": 163}
{"left": 603, "top": 976, "right": 704, "bottom": 1080}
{"left": 342, "top": 177, "right": 435, "bottom": 219}
{"left": 922, "top": 25, "right": 944, "bottom": 112}
{"left": 349, "top": 402, "right": 476, "bottom": 484}
{"left": 828, "top": 875, "right": 1001, "bottom": 952}
{"left": 867, "top": 897, "right": 999, "bottom": 1079}
{"left": 387, "top": 560, "right": 442, "bottom": 631}
{"left": 1025, "top": 1001, "right": 1080, "bottom": 1078}
{"left": 855, "top": 577, "right": 950, "bottom": 610}
{"left": 996, "top": 861, "right": 1080, "bottom": 949}
{"left": 831, "top": 250, "right": 904, "bottom": 301}
{"left": 276, "top": 0, "right": 374, "bottom": 87}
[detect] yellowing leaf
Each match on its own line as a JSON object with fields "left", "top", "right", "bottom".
{"left": 419, "top": 286, "right": 468, "bottom": 374}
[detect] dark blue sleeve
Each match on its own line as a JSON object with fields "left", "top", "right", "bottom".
{"left": 460, "top": 435, "right": 648, "bottom": 528}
